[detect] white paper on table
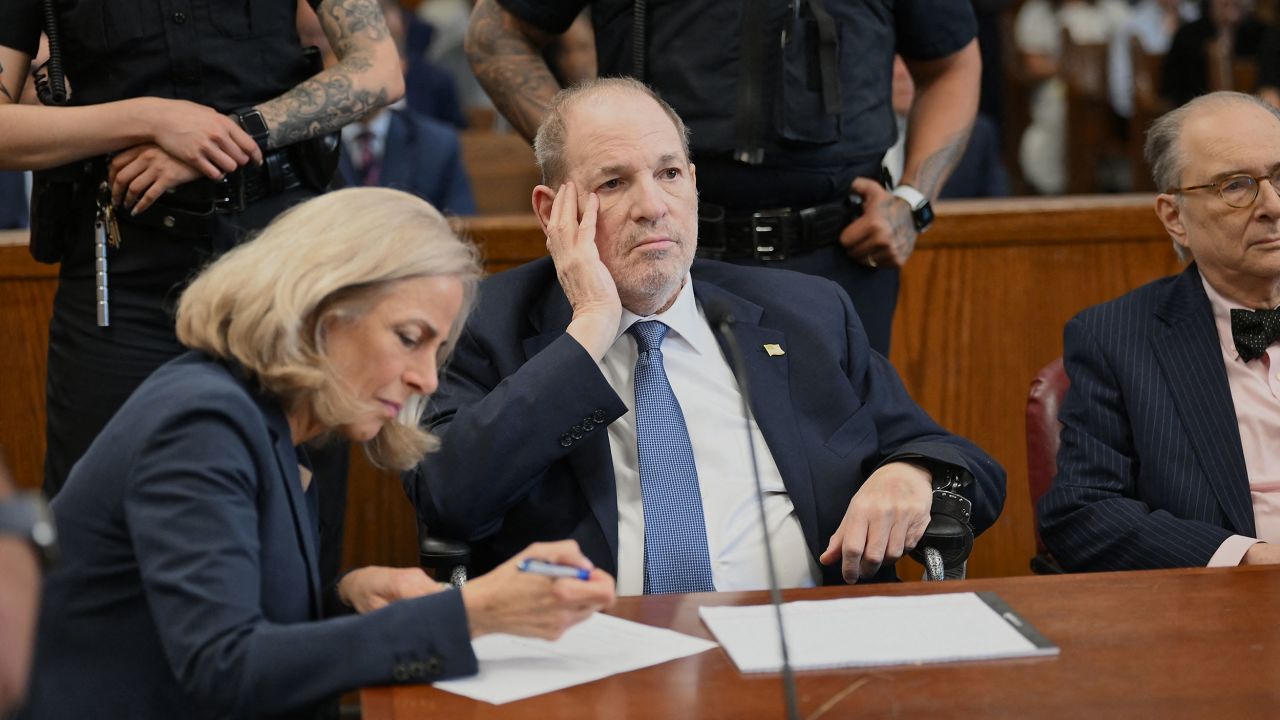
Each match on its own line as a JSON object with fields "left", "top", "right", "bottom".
{"left": 433, "top": 612, "right": 718, "bottom": 704}
{"left": 699, "top": 591, "right": 1058, "bottom": 673}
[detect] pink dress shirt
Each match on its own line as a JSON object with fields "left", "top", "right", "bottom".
{"left": 1202, "top": 278, "right": 1280, "bottom": 566}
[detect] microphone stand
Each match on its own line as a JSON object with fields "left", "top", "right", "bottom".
{"left": 712, "top": 308, "right": 800, "bottom": 720}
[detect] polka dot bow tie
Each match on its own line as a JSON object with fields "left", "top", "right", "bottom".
{"left": 1230, "top": 308, "right": 1280, "bottom": 362}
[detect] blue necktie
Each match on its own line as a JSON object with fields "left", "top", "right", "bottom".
{"left": 629, "top": 321, "right": 715, "bottom": 594}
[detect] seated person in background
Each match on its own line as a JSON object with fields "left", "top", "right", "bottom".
{"left": 338, "top": 103, "right": 475, "bottom": 215}
{"left": 1108, "top": 0, "right": 1200, "bottom": 119}
{"left": 1161, "top": 0, "right": 1267, "bottom": 109}
{"left": 1041, "top": 92, "right": 1280, "bottom": 571}
{"left": 883, "top": 55, "right": 1009, "bottom": 199}
{"left": 399, "top": 3, "right": 468, "bottom": 129}
{"left": 297, "top": 0, "right": 475, "bottom": 213}
{"left": 17, "top": 188, "right": 614, "bottom": 719}
{"left": 1014, "top": 0, "right": 1132, "bottom": 195}
{"left": 406, "top": 78, "right": 1006, "bottom": 595}
{"left": 1254, "top": 13, "right": 1280, "bottom": 107}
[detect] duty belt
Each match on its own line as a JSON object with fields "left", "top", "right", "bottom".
{"left": 696, "top": 196, "right": 861, "bottom": 262}
{"left": 129, "top": 146, "right": 303, "bottom": 235}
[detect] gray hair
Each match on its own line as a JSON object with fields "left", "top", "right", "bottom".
{"left": 1144, "top": 91, "right": 1280, "bottom": 260}
{"left": 533, "top": 77, "right": 692, "bottom": 187}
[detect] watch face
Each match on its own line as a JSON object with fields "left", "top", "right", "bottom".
{"left": 0, "top": 492, "right": 58, "bottom": 567}
{"left": 238, "top": 110, "right": 270, "bottom": 139}
{"left": 914, "top": 202, "right": 935, "bottom": 232}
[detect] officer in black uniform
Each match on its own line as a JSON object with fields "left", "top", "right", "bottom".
{"left": 466, "top": 0, "right": 981, "bottom": 356}
{"left": 0, "top": 0, "right": 403, "bottom": 616}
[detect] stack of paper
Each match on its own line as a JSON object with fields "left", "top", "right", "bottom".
{"left": 434, "top": 613, "right": 718, "bottom": 704}
{"left": 699, "top": 591, "right": 1057, "bottom": 673}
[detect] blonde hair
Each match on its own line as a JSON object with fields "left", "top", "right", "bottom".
{"left": 176, "top": 187, "right": 482, "bottom": 470}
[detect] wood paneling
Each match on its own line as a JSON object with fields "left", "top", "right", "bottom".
{"left": 459, "top": 131, "right": 542, "bottom": 215}
{"left": 0, "top": 231, "right": 55, "bottom": 490}
{"left": 0, "top": 196, "right": 1186, "bottom": 580}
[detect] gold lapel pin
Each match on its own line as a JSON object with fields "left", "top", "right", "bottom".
{"left": 763, "top": 343, "right": 785, "bottom": 357}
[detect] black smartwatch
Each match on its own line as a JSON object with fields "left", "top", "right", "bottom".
{"left": 891, "top": 184, "right": 935, "bottom": 233}
{"left": 231, "top": 107, "right": 271, "bottom": 153}
{"left": 0, "top": 491, "right": 58, "bottom": 568}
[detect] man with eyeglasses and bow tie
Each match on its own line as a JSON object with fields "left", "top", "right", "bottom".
{"left": 1041, "top": 91, "right": 1280, "bottom": 571}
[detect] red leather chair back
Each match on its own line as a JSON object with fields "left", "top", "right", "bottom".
{"left": 1026, "top": 357, "right": 1069, "bottom": 557}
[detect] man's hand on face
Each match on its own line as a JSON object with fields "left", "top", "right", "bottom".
{"left": 839, "top": 177, "right": 918, "bottom": 269}
{"left": 819, "top": 461, "right": 934, "bottom": 582}
{"left": 546, "top": 181, "right": 623, "bottom": 361}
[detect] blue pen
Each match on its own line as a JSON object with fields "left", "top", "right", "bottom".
{"left": 517, "top": 559, "right": 591, "bottom": 580}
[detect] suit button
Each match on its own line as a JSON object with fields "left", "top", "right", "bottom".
{"left": 593, "top": 409, "right": 605, "bottom": 422}
{"left": 172, "top": 11, "right": 186, "bottom": 23}
{"left": 392, "top": 664, "right": 410, "bottom": 681}
{"left": 570, "top": 424, "right": 584, "bottom": 439}
{"left": 581, "top": 417, "right": 595, "bottom": 431}
{"left": 409, "top": 661, "right": 427, "bottom": 678}
{"left": 426, "top": 656, "right": 443, "bottom": 675}
{"left": 559, "top": 433, "right": 573, "bottom": 447}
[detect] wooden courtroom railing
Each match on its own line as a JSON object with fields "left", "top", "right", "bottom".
{"left": 0, "top": 195, "right": 1185, "bottom": 579}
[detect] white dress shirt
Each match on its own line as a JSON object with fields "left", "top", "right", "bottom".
{"left": 598, "top": 276, "right": 822, "bottom": 596}
{"left": 339, "top": 100, "right": 406, "bottom": 169}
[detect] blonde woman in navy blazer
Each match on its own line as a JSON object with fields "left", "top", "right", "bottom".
{"left": 18, "top": 188, "right": 615, "bottom": 720}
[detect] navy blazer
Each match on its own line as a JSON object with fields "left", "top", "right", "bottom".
{"left": 1040, "top": 263, "right": 1255, "bottom": 571}
{"left": 338, "top": 108, "right": 475, "bottom": 215}
{"left": 0, "top": 170, "right": 28, "bottom": 229}
{"left": 20, "top": 352, "right": 476, "bottom": 720}
{"left": 406, "top": 258, "right": 1006, "bottom": 583}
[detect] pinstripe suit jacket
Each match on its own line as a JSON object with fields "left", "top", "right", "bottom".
{"left": 1039, "top": 263, "right": 1256, "bottom": 571}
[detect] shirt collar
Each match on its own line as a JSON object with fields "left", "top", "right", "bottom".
{"left": 339, "top": 101, "right": 404, "bottom": 148}
{"left": 612, "top": 274, "right": 716, "bottom": 356}
{"left": 1203, "top": 274, "right": 1255, "bottom": 361}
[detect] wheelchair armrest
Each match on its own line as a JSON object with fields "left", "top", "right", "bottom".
{"left": 417, "top": 522, "right": 472, "bottom": 587}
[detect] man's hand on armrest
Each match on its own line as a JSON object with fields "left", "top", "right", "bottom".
{"left": 819, "top": 461, "right": 934, "bottom": 582}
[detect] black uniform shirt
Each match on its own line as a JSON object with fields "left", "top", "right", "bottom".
{"left": 0, "top": 0, "right": 320, "bottom": 111}
{"left": 499, "top": 0, "right": 975, "bottom": 210}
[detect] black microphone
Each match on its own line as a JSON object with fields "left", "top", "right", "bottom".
{"left": 703, "top": 299, "right": 800, "bottom": 720}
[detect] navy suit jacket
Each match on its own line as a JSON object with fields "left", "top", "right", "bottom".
{"left": 21, "top": 352, "right": 476, "bottom": 720}
{"left": 338, "top": 108, "right": 475, "bottom": 215}
{"left": 1040, "top": 263, "right": 1256, "bottom": 571}
{"left": 0, "top": 170, "right": 29, "bottom": 229}
{"left": 407, "top": 258, "right": 1006, "bottom": 583}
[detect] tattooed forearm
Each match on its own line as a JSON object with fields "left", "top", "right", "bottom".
{"left": 257, "top": 0, "right": 395, "bottom": 147}
{"left": 0, "top": 62, "right": 16, "bottom": 102}
{"left": 466, "top": 0, "right": 562, "bottom": 141}
{"left": 261, "top": 72, "right": 389, "bottom": 147}
{"left": 905, "top": 125, "right": 972, "bottom": 199}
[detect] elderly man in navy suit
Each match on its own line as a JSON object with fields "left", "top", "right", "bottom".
{"left": 405, "top": 78, "right": 1005, "bottom": 594}
{"left": 1042, "top": 91, "right": 1280, "bottom": 571}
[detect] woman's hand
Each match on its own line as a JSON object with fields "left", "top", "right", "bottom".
{"left": 337, "top": 566, "right": 446, "bottom": 614}
{"left": 461, "top": 540, "right": 616, "bottom": 640}
{"left": 143, "top": 98, "right": 263, "bottom": 180}
{"left": 108, "top": 144, "right": 202, "bottom": 215}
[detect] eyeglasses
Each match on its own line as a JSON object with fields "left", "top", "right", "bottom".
{"left": 1169, "top": 170, "right": 1280, "bottom": 208}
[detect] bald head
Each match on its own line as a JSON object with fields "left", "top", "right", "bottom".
{"left": 533, "top": 78, "right": 691, "bottom": 188}
{"left": 1146, "top": 92, "right": 1280, "bottom": 194}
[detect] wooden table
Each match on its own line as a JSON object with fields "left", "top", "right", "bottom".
{"left": 362, "top": 566, "right": 1280, "bottom": 719}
